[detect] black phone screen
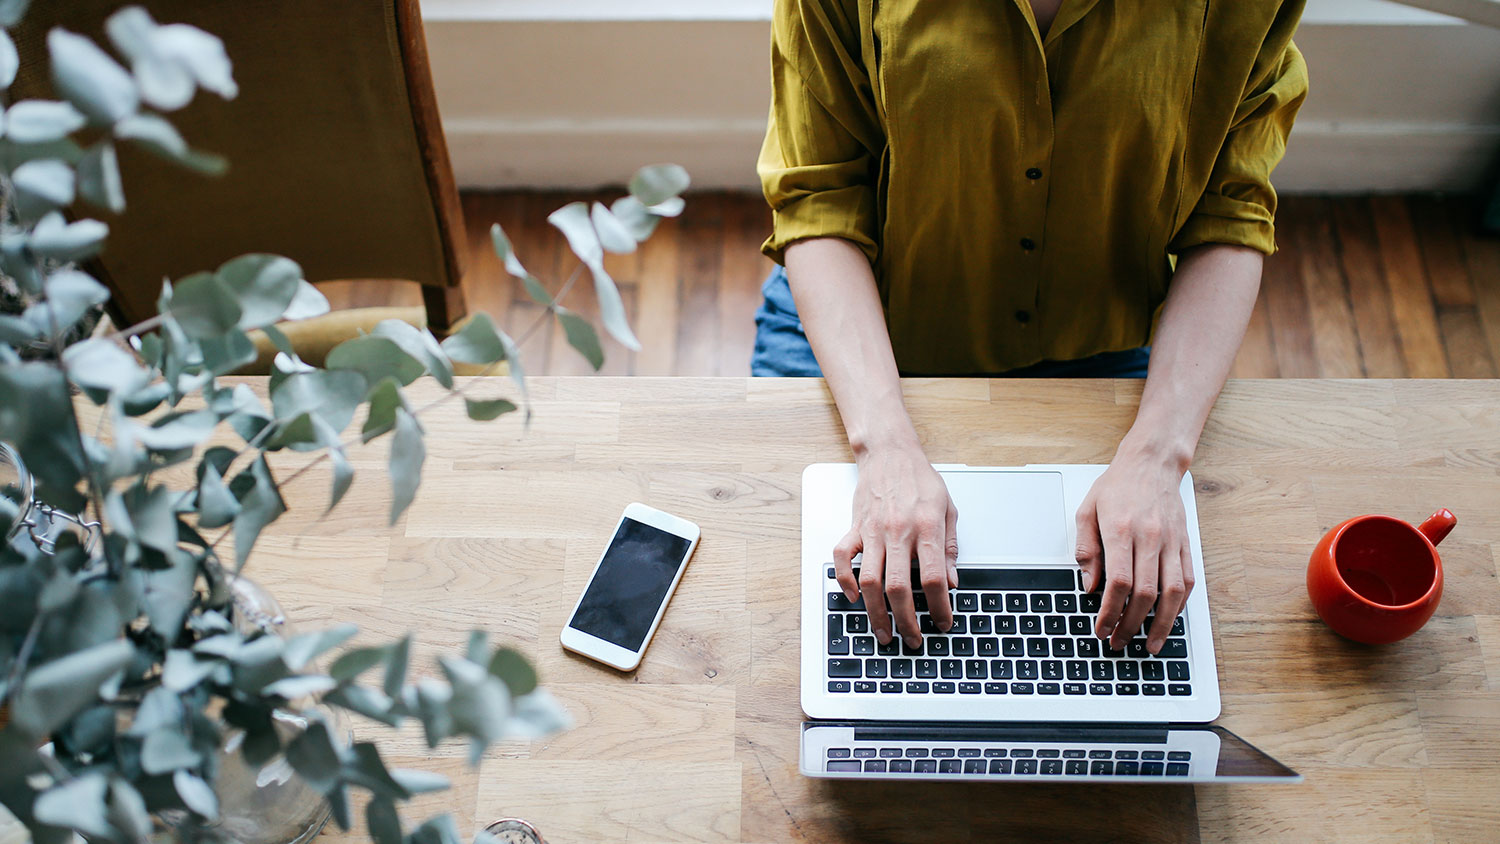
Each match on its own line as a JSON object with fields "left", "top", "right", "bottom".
{"left": 568, "top": 517, "right": 692, "bottom": 651}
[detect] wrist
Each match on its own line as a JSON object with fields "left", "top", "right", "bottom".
{"left": 1115, "top": 427, "right": 1194, "bottom": 475}
{"left": 849, "top": 419, "right": 923, "bottom": 462}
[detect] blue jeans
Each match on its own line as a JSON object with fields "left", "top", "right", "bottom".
{"left": 751, "top": 265, "right": 1151, "bottom": 378}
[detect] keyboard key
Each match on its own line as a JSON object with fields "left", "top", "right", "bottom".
{"left": 1116, "top": 761, "right": 1140, "bottom": 775}
{"left": 953, "top": 637, "right": 975, "bottom": 656}
{"left": 1088, "top": 750, "right": 1112, "bottom": 759}
{"left": 1038, "top": 683, "right": 1060, "bottom": 694}
{"left": 1117, "top": 661, "right": 1140, "bottom": 680}
{"left": 1030, "top": 594, "right": 1053, "bottom": 613}
{"left": 1066, "top": 759, "right": 1087, "bottom": 775}
{"left": 991, "top": 660, "right": 1014, "bottom": 679}
{"left": 1141, "top": 762, "right": 1165, "bottom": 776}
{"left": 1143, "top": 683, "right": 1166, "bottom": 696}
{"left": 1166, "top": 763, "right": 1189, "bottom": 776}
{"left": 1115, "top": 750, "right": 1138, "bottom": 760}
{"left": 1081, "top": 592, "right": 1102, "bottom": 612}
{"left": 1003, "top": 637, "right": 1025, "bottom": 656}
{"left": 920, "top": 615, "right": 939, "bottom": 635}
{"left": 981, "top": 593, "right": 1002, "bottom": 612}
{"left": 932, "top": 748, "right": 956, "bottom": 757}
{"left": 865, "top": 659, "right": 888, "bottom": 678}
{"left": 996, "top": 616, "right": 1018, "bottom": 634}
{"left": 847, "top": 614, "right": 868, "bottom": 633}
{"left": 879, "top": 747, "right": 903, "bottom": 758}
{"left": 828, "top": 659, "right": 861, "bottom": 678}
{"left": 934, "top": 682, "right": 956, "bottom": 694}
{"left": 1011, "top": 682, "right": 1035, "bottom": 694}
{"left": 948, "top": 616, "right": 968, "bottom": 635}
{"left": 1019, "top": 615, "right": 1042, "bottom": 635}
{"left": 1168, "top": 751, "right": 1192, "bottom": 761}
{"left": 1069, "top": 615, "right": 1092, "bottom": 636}
{"left": 1042, "top": 660, "right": 1064, "bottom": 680}
{"left": 977, "top": 637, "right": 1000, "bottom": 657}
{"left": 864, "top": 760, "right": 887, "bottom": 772}
{"left": 1169, "top": 684, "right": 1192, "bottom": 696}
{"left": 1041, "top": 759, "right": 1064, "bottom": 775}
{"left": 1063, "top": 749, "right": 1087, "bottom": 758}
{"left": 1158, "top": 639, "right": 1188, "bottom": 658}
{"left": 913, "top": 593, "right": 928, "bottom": 611}
{"left": 828, "top": 748, "right": 851, "bottom": 758}
{"left": 880, "top": 681, "right": 902, "bottom": 693}
{"left": 964, "top": 758, "right": 986, "bottom": 774}
{"left": 1090, "top": 761, "right": 1114, "bottom": 775}
{"left": 984, "top": 682, "right": 1007, "bottom": 694}
{"left": 828, "top": 681, "right": 851, "bottom": 693}
{"left": 853, "top": 637, "right": 875, "bottom": 655}
{"left": 1055, "top": 594, "right": 1078, "bottom": 613}
{"left": 958, "top": 569, "right": 1076, "bottom": 590}
{"left": 1168, "top": 661, "right": 1191, "bottom": 681}
{"left": 958, "top": 748, "right": 982, "bottom": 758}
{"left": 1015, "top": 759, "right": 1039, "bottom": 775}
{"left": 1076, "top": 638, "right": 1100, "bottom": 658}
{"left": 1016, "top": 660, "right": 1039, "bottom": 680}
{"left": 1127, "top": 639, "right": 1151, "bottom": 659}
{"left": 828, "top": 593, "right": 863, "bottom": 611}
{"left": 984, "top": 748, "right": 1007, "bottom": 757}
{"left": 915, "top": 759, "right": 938, "bottom": 773}
{"left": 891, "top": 659, "right": 914, "bottom": 678}
{"left": 828, "top": 615, "right": 843, "bottom": 638}
{"left": 828, "top": 636, "right": 850, "bottom": 655}
{"left": 957, "top": 593, "right": 978, "bottom": 613}
{"left": 1037, "top": 749, "right": 1061, "bottom": 758}
{"left": 1171, "top": 617, "right": 1185, "bottom": 635}
{"left": 906, "top": 748, "right": 929, "bottom": 757}
{"left": 1104, "top": 644, "right": 1125, "bottom": 658}
{"left": 854, "top": 748, "right": 878, "bottom": 758}
{"left": 890, "top": 759, "right": 913, "bottom": 773}
{"left": 927, "top": 638, "right": 950, "bottom": 656}
{"left": 827, "top": 761, "right": 862, "bottom": 772}
{"left": 971, "top": 615, "right": 993, "bottom": 634}
{"left": 900, "top": 638, "right": 924, "bottom": 657}
{"left": 916, "top": 659, "right": 939, "bottom": 678}
{"left": 1044, "top": 616, "right": 1067, "bottom": 635}
{"left": 1091, "top": 662, "right": 1114, "bottom": 681}
{"left": 1064, "top": 682, "right": 1086, "bottom": 695}
{"left": 826, "top": 566, "right": 837, "bottom": 579}
{"left": 1117, "top": 683, "right": 1140, "bottom": 695}
{"left": 906, "top": 681, "right": 930, "bottom": 694}
{"left": 1143, "top": 661, "right": 1165, "bottom": 680}
{"left": 1066, "top": 660, "right": 1089, "bottom": 680}
{"left": 1052, "top": 638, "right": 1075, "bottom": 657}
{"left": 855, "top": 681, "right": 876, "bottom": 693}
{"left": 876, "top": 638, "right": 900, "bottom": 656}
{"left": 941, "top": 659, "right": 963, "bottom": 679}
{"left": 959, "top": 682, "right": 981, "bottom": 694}
{"left": 1009, "top": 748, "right": 1034, "bottom": 758}
{"left": 1006, "top": 594, "right": 1028, "bottom": 613}
{"left": 966, "top": 659, "right": 988, "bottom": 679}
{"left": 1027, "top": 638, "right": 1050, "bottom": 657}
{"left": 939, "top": 759, "right": 962, "bottom": 774}
{"left": 1142, "top": 751, "right": 1166, "bottom": 760}
{"left": 1089, "top": 682, "right": 1113, "bottom": 695}
{"left": 989, "top": 759, "right": 1013, "bottom": 774}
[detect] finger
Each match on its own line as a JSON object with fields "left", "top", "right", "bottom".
{"left": 945, "top": 498, "right": 960, "bottom": 589}
{"left": 1181, "top": 543, "right": 1197, "bottom": 603}
{"left": 833, "top": 528, "right": 861, "bottom": 602}
{"left": 887, "top": 540, "right": 921, "bottom": 648}
{"left": 1147, "top": 541, "right": 1189, "bottom": 654}
{"left": 1115, "top": 532, "right": 1161, "bottom": 650}
{"left": 859, "top": 538, "right": 892, "bottom": 645}
{"left": 1074, "top": 494, "right": 1103, "bottom": 593}
{"left": 1094, "top": 520, "right": 1133, "bottom": 641}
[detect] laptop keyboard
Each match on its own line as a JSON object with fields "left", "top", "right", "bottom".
{"left": 824, "top": 566, "right": 1192, "bottom": 697}
{"left": 824, "top": 744, "right": 1193, "bottom": 777}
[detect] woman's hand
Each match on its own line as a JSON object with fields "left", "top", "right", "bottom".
{"left": 1074, "top": 447, "right": 1195, "bottom": 656}
{"left": 832, "top": 441, "right": 958, "bottom": 649}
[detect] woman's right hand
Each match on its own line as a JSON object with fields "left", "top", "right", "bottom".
{"left": 832, "top": 441, "right": 959, "bottom": 649}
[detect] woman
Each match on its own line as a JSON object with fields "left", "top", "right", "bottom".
{"left": 754, "top": 0, "right": 1307, "bottom": 654}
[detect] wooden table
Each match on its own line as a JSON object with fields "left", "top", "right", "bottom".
{"left": 244, "top": 377, "right": 1500, "bottom": 844}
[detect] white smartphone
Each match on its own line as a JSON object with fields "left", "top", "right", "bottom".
{"left": 560, "top": 502, "right": 701, "bottom": 671}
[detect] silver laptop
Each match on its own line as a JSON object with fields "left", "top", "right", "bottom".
{"left": 799, "top": 463, "right": 1299, "bottom": 783}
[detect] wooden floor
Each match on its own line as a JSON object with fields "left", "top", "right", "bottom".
{"left": 317, "top": 193, "right": 1500, "bottom": 379}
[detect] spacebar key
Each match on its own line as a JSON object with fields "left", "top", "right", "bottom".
{"left": 956, "top": 569, "right": 1075, "bottom": 591}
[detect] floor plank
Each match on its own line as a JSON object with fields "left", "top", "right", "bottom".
{"left": 326, "top": 192, "right": 1499, "bottom": 379}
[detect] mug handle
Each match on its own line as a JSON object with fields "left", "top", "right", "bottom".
{"left": 1418, "top": 509, "right": 1456, "bottom": 546}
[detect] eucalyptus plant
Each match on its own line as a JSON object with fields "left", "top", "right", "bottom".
{"left": 0, "top": 4, "right": 690, "bottom": 844}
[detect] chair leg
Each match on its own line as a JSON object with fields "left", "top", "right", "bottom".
{"left": 422, "top": 284, "right": 467, "bottom": 338}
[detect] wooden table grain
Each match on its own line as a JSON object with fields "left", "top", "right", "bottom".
{"left": 239, "top": 377, "right": 1500, "bottom": 844}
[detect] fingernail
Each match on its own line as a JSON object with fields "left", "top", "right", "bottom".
{"left": 1081, "top": 571, "right": 1092, "bottom": 591}
{"left": 844, "top": 587, "right": 857, "bottom": 602}
{"left": 906, "top": 636, "right": 921, "bottom": 649}
{"left": 1148, "top": 639, "right": 1162, "bottom": 655}
{"left": 876, "top": 628, "right": 891, "bottom": 645}
{"left": 947, "top": 563, "right": 959, "bottom": 587}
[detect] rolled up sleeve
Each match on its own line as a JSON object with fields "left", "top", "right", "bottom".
{"left": 1171, "top": 15, "right": 1308, "bottom": 256}
{"left": 759, "top": 0, "right": 884, "bottom": 266}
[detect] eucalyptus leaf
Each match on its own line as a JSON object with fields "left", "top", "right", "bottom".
{"left": 368, "top": 796, "right": 403, "bottom": 844}
{"left": 163, "top": 649, "right": 220, "bottom": 691}
{"left": 49, "top": 28, "right": 139, "bottom": 125}
{"left": 439, "top": 655, "right": 510, "bottom": 744}
{"left": 555, "top": 308, "right": 604, "bottom": 370}
{"left": 343, "top": 742, "right": 409, "bottom": 800}
{"left": 9, "top": 638, "right": 134, "bottom": 738}
{"left": 383, "top": 635, "right": 410, "bottom": 698}
{"left": 408, "top": 814, "right": 464, "bottom": 844}
{"left": 29, "top": 212, "right": 109, "bottom": 262}
{"left": 590, "top": 262, "right": 641, "bottom": 351}
{"left": 285, "top": 719, "right": 344, "bottom": 792}
{"left": 547, "top": 201, "right": 602, "bottom": 266}
{"left": 0, "top": 362, "right": 87, "bottom": 491}
{"left": 463, "top": 397, "right": 517, "bottom": 422}
{"left": 115, "top": 112, "right": 226, "bottom": 175}
{"left": 62, "top": 338, "right": 150, "bottom": 393}
{"left": 323, "top": 683, "right": 400, "bottom": 726}
{"left": 141, "top": 727, "right": 201, "bottom": 774}
{"left": 196, "top": 462, "right": 239, "bottom": 529}
{"left": 128, "top": 686, "right": 184, "bottom": 736}
{"left": 0, "top": 0, "right": 27, "bottom": 28}
{"left": 331, "top": 646, "right": 387, "bottom": 683}
{"left": 106, "top": 779, "right": 153, "bottom": 844}
{"left": 388, "top": 407, "right": 424, "bottom": 525}
{"left": 591, "top": 201, "right": 637, "bottom": 254}
{"left": 628, "top": 163, "right": 691, "bottom": 207}
{"left": 0, "top": 313, "right": 39, "bottom": 346}
{"left": 502, "top": 688, "right": 573, "bottom": 739}
{"left": 0, "top": 27, "right": 15, "bottom": 89}
{"left": 327, "top": 335, "right": 424, "bottom": 387}
{"left": 216, "top": 254, "right": 302, "bottom": 330}
{"left": 168, "top": 271, "right": 243, "bottom": 338}
{"left": 3, "top": 100, "right": 87, "bottom": 143}
{"left": 140, "top": 546, "right": 197, "bottom": 636}
{"left": 371, "top": 319, "right": 453, "bottom": 390}
{"left": 270, "top": 369, "right": 367, "bottom": 436}
{"left": 361, "top": 377, "right": 407, "bottom": 443}
{"left": 34, "top": 773, "right": 112, "bottom": 839}
{"left": 282, "top": 280, "right": 330, "bottom": 321}
{"left": 199, "top": 327, "right": 257, "bottom": 374}
{"left": 262, "top": 674, "right": 337, "bottom": 700}
{"left": 521, "top": 274, "right": 552, "bottom": 307}
{"left": 609, "top": 195, "right": 660, "bottom": 242}
{"left": 389, "top": 769, "right": 451, "bottom": 796}
{"left": 173, "top": 770, "right": 219, "bottom": 819}
{"left": 135, "top": 409, "right": 217, "bottom": 451}
{"left": 489, "top": 222, "right": 527, "bottom": 278}
{"left": 43, "top": 269, "right": 110, "bottom": 331}
{"left": 11, "top": 159, "right": 76, "bottom": 218}
{"left": 325, "top": 428, "right": 354, "bottom": 513}
{"left": 648, "top": 195, "right": 686, "bottom": 217}
{"left": 438, "top": 312, "right": 506, "bottom": 366}
{"left": 230, "top": 456, "right": 285, "bottom": 571}
{"left": 487, "top": 647, "right": 538, "bottom": 696}
{"left": 282, "top": 624, "right": 358, "bottom": 671}
{"left": 76, "top": 141, "right": 126, "bottom": 212}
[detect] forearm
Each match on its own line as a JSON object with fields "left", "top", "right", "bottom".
{"left": 784, "top": 238, "right": 919, "bottom": 458}
{"left": 1119, "top": 243, "right": 1264, "bottom": 471}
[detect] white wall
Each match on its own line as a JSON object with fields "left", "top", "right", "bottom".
{"left": 423, "top": 0, "right": 1500, "bottom": 193}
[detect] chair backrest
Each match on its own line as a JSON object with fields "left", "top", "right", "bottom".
{"left": 9, "top": 0, "right": 466, "bottom": 329}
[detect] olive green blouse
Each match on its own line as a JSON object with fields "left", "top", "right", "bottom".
{"left": 759, "top": 0, "right": 1309, "bottom": 375}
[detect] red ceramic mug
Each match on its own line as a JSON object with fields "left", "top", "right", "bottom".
{"left": 1307, "top": 509, "right": 1454, "bottom": 644}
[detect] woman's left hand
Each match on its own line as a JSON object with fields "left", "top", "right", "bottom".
{"left": 1074, "top": 449, "right": 1196, "bottom": 655}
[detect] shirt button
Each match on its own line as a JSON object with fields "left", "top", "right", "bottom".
{"left": 1020, "top": 237, "right": 1036, "bottom": 251}
{"left": 1025, "top": 168, "right": 1043, "bottom": 180}
{"left": 1015, "top": 310, "right": 1032, "bottom": 324}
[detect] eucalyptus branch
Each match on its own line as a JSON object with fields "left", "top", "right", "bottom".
{"left": 1, "top": 613, "right": 44, "bottom": 707}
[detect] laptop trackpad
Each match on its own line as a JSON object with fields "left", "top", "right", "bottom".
{"left": 943, "top": 470, "right": 1070, "bottom": 562}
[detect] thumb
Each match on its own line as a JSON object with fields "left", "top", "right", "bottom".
{"left": 1075, "top": 495, "right": 1103, "bottom": 592}
{"left": 946, "top": 499, "right": 960, "bottom": 588}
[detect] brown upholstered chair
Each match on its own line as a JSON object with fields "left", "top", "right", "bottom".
{"left": 10, "top": 0, "right": 468, "bottom": 360}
